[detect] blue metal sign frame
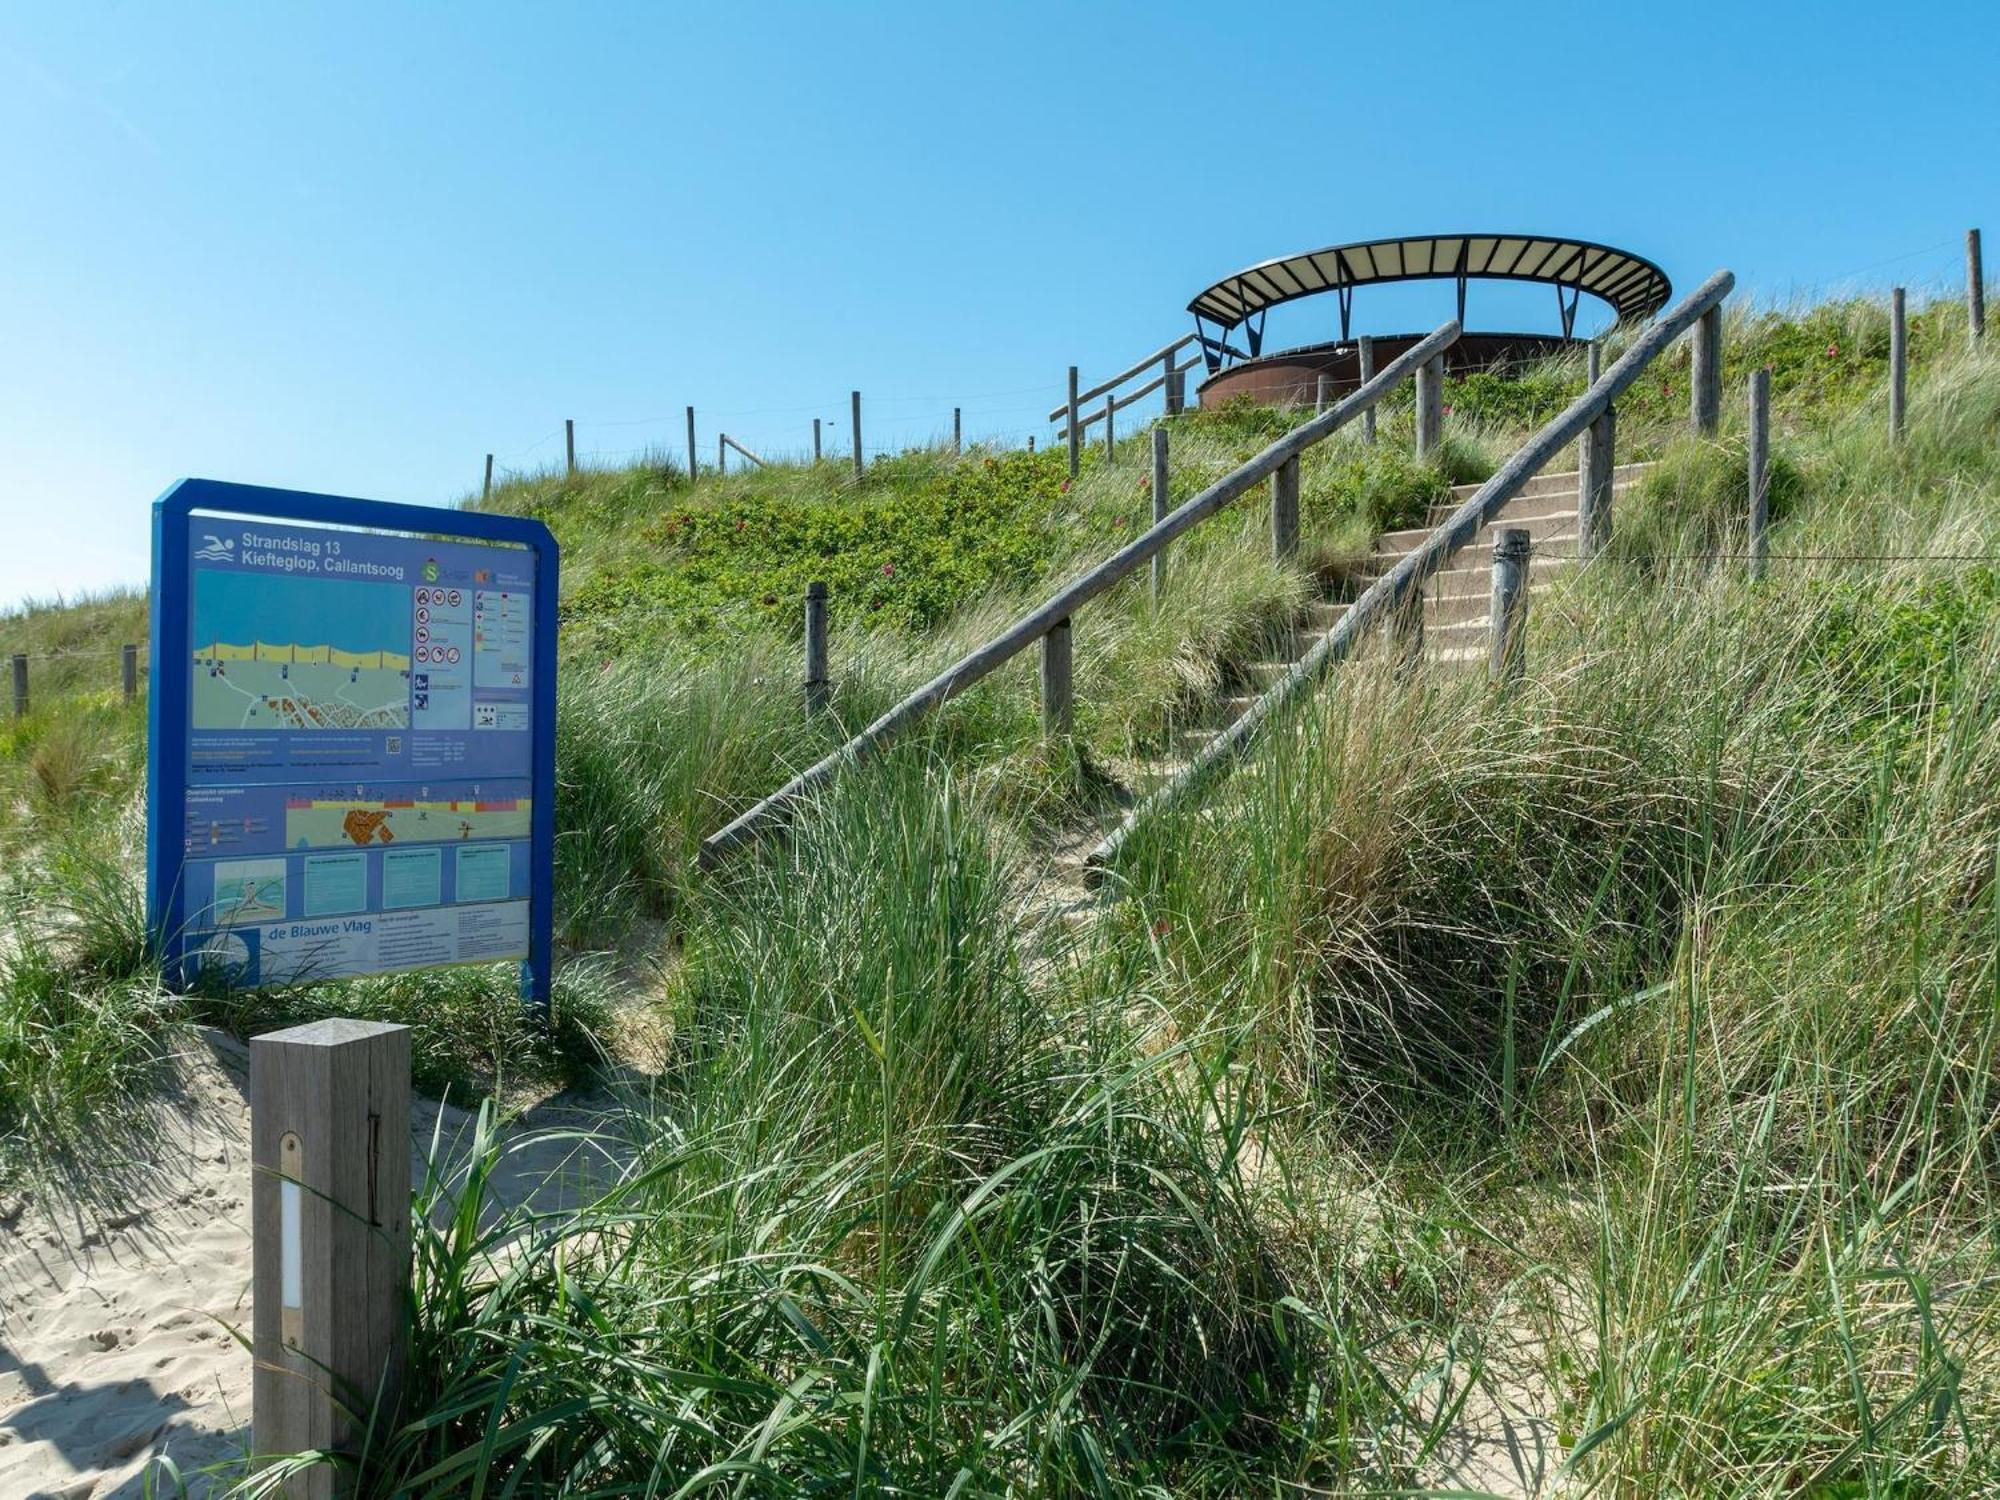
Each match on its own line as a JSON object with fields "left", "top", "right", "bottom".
{"left": 147, "top": 478, "right": 559, "bottom": 1011}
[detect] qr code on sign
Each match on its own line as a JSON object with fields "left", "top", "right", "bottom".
{"left": 386, "top": 736, "right": 403, "bottom": 755}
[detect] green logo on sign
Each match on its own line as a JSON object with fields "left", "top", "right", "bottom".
{"left": 423, "top": 560, "right": 440, "bottom": 582}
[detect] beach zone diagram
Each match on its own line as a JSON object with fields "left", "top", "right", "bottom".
{"left": 285, "top": 795, "right": 531, "bottom": 850}
{"left": 190, "top": 570, "right": 410, "bottom": 731}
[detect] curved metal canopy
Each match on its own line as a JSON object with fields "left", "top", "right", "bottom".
{"left": 1188, "top": 233, "right": 1673, "bottom": 331}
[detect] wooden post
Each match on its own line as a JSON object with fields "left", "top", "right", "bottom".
{"left": 1747, "top": 367, "right": 1770, "bottom": 581}
{"left": 1271, "top": 454, "right": 1300, "bottom": 562}
{"left": 565, "top": 419, "right": 576, "bottom": 476}
{"left": 1165, "top": 366, "right": 1185, "bottom": 416}
{"left": 11, "top": 653, "right": 26, "bottom": 718}
{"left": 1027, "top": 435, "right": 1035, "bottom": 454}
{"left": 1415, "top": 353, "right": 1443, "bottom": 459}
{"left": 1890, "top": 286, "right": 1908, "bottom": 443}
{"left": 952, "top": 407, "right": 962, "bottom": 456}
{"left": 1066, "top": 365, "right": 1080, "bottom": 478}
{"left": 804, "top": 582, "right": 830, "bottom": 716}
{"left": 686, "top": 406, "right": 697, "bottom": 479}
{"left": 481, "top": 453, "right": 493, "bottom": 502}
{"left": 1358, "top": 336, "right": 1377, "bottom": 444}
{"left": 1103, "top": 392, "right": 1115, "bottom": 462}
{"left": 717, "top": 433, "right": 727, "bottom": 474}
{"left": 1489, "top": 528, "right": 1530, "bottom": 685}
{"left": 1969, "top": 228, "right": 1985, "bottom": 342}
{"left": 122, "top": 643, "right": 138, "bottom": 704}
{"left": 1040, "top": 617, "right": 1073, "bottom": 737}
{"left": 1161, "top": 350, "right": 1176, "bottom": 414}
{"left": 1578, "top": 405, "right": 1616, "bottom": 560}
{"left": 813, "top": 417, "right": 822, "bottom": 462}
{"left": 851, "top": 390, "right": 863, "bottom": 480}
{"left": 251, "top": 1019, "right": 411, "bottom": 1498}
{"left": 1315, "top": 373, "right": 1330, "bottom": 414}
{"left": 1691, "top": 305, "right": 1722, "bottom": 435}
{"left": 1151, "top": 426, "right": 1169, "bottom": 606}
{"left": 1586, "top": 341, "right": 1601, "bottom": 386}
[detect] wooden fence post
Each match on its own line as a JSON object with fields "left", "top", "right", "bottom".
{"left": 1970, "top": 228, "right": 1985, "bottom": 342}
{"left": 686, "top": 406, "right": 697, "bottom": 480}
{"left": 482, "top": 453, "right": 493, "bottom": 503}
{"left": 952, "top": 407, "right": 962, "bottom": 456}
{"left": 1027, "top": 436, "right": 1035, "bottom": 454}
{"left": 1578, "top": 405, "right": 1616, "bottom": 560}
{"left": 717, "top": 434, "right": 727, "bottom": 475}
{"left": 251, "top": 1019, "right": 411, "bottom": 1498}
{"left": 1586, "top": 341, "right": 1601, "bottom": 386}
{"left": 565, "top": 419, "right": 576, "bottom": 476}
{"left": 1151, "top": 426, "right": 1169, "bottom": 606}
{"left": 122, "top": 643, "right": 138, "bottom": 704}
{"left": 1890, "top": 286, "right": 1908, "bottom": 442}
{"left": 1040, "top": 618, "right": 1073, "bottom": 737}
{"left": 1315, "top": 373, "right": 1330, "bottom": 414}
{"left": 1415, "top": 353, "right": 1444, "bottom": 459}
{"left": 1747, "top": 366, "right": 1770, "bottom": 581}
{"left": 851, "top": 390, "right": 863, "bottom": 480}
{"left": 1165, "top": 366, "right": 1184, "bottom": 416}
{"left": 1359, "top": 336, "right": 1377, "bottom": 444}
{"left": 1489, "top": 527, "right": 1530, "bottom": 685}
{"left": 1271, "top": 455, "right": 1300, "bottom": 561}
{"left": 1066, "top": 366, "right": 1080, "bottom": 478}
{"left": 1691, "top": 305, "right": 1722, "bottom": 435}
{"left": 12, "top": 654, "right": 26, "bottom": 718}
{"left": 1161, "top": 349, "right": 1176, "bottom": 413}
{"left": 813, "top": 417, "right": 822, "bottom": 462}
{"left": 1103, "top": 393, "right": 1115, "bottom": 462}
{"left": 804, "top": 582, "right": 830, "bottom": 716}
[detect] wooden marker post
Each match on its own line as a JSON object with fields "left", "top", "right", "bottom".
{"left": 1489, "top": 528, "right": 1530, "bottom": 685}
{"left": 252, "top": 1019, "right": 411, "bottom": 1498}
{"left": 1066, "top": 366, "right": 1080, "bottom": 478}
{"left": 1315, "top": 373, "right": 1330, "bottom": 414}
{"left": 1271, "top": 454, "right": 1300, "bottom": 561}
{"left": 1578, "top": 405, "right": 1616, "bottom": 560}
{"left": 686, "top": 406, "right": 697, "bottom": 479}
{"left": 1358, "top": 336, "right": 1377, "bottom": 444}
{"left": 1150, "top": 426, "right": 1169, "bottom": 607}
{"left": 122, "top": 643, "right": 138, "bottom": 704}
{"left": 1747, "top": 367, "right": 1771, "bottom": 580}
{"left": 1040, "top": 618, "right": 1072, "bottom": 737}
{"left": 717, "top": 434, "right": 727, "bottom": 475}
{"left": 1415, "top": 353, "right": 1443, "bottom": 459}
{"left": 565, "top": 419, "right": 576, "bottom": 476}
{"left": 11, "top": 654, "right": 26, "bottom": 718}
{"left": 1586, "top": 342, "right": 1601, "bottom": 386}
{"left": 1969, "top": 228, "right": 1985, "bottom": 341}
{"left": 1103, "top": 393, "right": 1115, "bottom": 462}
{"left": 482, "top": 453, "right": 493, "bottom": 503}
{"left": 1165, "top": 366, "right": 1185, "bottom": 416}
{"left": 813, "top": 417, "right": 822, "bottom": 462}
{"left": 952, "top": 407, "right": 962, "bottom": 456}
{"left": 850, "top": 391, "right": 863, "bottom": 480}
{"left": 1691, "top": 306, "right": 1722, "bottom": 435}
{"left": 1890, "top": 286, "right": 1908, "bottom": 442}
{"left": 804, "top": 582, "right": 829, "bottom": 716}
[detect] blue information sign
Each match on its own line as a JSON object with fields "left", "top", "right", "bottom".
{"left": 146, "top": 479, "right": 558, "bottom": 1009}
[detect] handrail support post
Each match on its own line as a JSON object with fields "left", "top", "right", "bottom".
{"left": 1041, "top": 618, "right": 1073, "bottom": 737}
{"left": 1578, "top": 406, "right": 1616, "bottom": 560}
{"left": 1271, "top": 455, "right": 1300, "bottom": 562}
{"left": 1692, "top": 305, "right": 1723, "bottom": 435}
{"left": 1489, "top": 527, "right": 1531, "bottom": 685}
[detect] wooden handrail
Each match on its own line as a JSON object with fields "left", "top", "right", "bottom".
{"left": 699, "top": 320, "right": 1462, "bottom": 866}
{"left": 1049, "top": 334, "right": 1199, "bottom": 420}
{"left": 1056, "top": 354, "right": 1205, "bottom": 439}
{"left": 1084, "top": 267, "right": 1738, "bottom": 872}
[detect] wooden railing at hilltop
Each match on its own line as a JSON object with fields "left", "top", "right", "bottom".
{"left": 1050, "top": 336, "right": 1206, "bottom": 473}
{"left": 701, "top": 320, "right": 1465, "bottom": 865}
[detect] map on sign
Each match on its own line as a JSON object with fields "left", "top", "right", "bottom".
{"left": 152, "top": 492, "right": 553, "bottom": 996}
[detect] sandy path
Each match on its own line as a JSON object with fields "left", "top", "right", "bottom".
{"left": 1, "top": 1027, "right": 621, "bottom": 1499}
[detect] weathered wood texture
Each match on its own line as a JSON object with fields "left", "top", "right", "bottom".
{"left": 1415, "top": 353, "right": 1444, "bottom": 458}
{"left": 1970, "top": 228, "right": 1986, "bottom": 341}
{"left": 1084, "top": 268, "right": 1736, "bottom": 872}
{"left": 251, "top": 1019, "right": 411, "bottom": 1499}
{"left": 1151, "top": 426, "right": 1169, "bottom": 605}
{"left": 1055, "top": 357, "right": 1203, "bottom": 439}
{"left": 1066, "top": 366, "right": 1080, "bottom": 477}
{"left": 952, "top": 407, "right": 962, "bottom": 455}
{"left": 1047, "top": 334, "right": 1199, "bottom": 419}
{"left": 1271, "top": 455, "right": 1300, "bottom": 561}
{"left": 1691, "top": 305, "right": 1722, "bottom": 433}
{"left": 804, "top": 581, "right": 829, "bottom": 715}
{"left": 721, "top": 434, "right": 769, "bottom": 468}
{"left": 122, "top": 643, "right": 138, "bottom": 703}
{"left": 1578, "top": 406, "right": 1616, "bottom": 559}
{"left": 565, "top": 419, "right": 576, "bottom": 476}
{"left": 686, "top": 406, "right": 697, "bottom": 479}
{"left": 1040, "top": 617, "right": 1073, "bottom": 736}
{"left": 700, "top": 318, "right": 1465, "bottom": 864}
{"left": 1315, "top": 373, "right": 1330, "bottom": 414}
{"left": 482, "top": 453, "right": 493, "bottom": 502}
{"left": 1489, "top": 527, "right": 1530, "bottom": 684}
{"left": 1587, "top": 341, "right": 1601, "bottom": 385}
{"left": 1890, "top": 287, "right": 1908, "bottom": 442}
{"left": 1103, "top": 392, "right": 1115, "bottom": 461}
{"left": 1747, "top": 366, "right": 1771, "bottom": 579}
{"left": 11, "top": 654, "right": 25, "bottom": 718}
{"left": 850, "top": 391, "right": 863, "bottom": 480}
{"left": 813, "top": 417, "right": 822, "bottom": 462}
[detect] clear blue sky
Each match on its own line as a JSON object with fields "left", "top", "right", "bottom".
{"left": 2, "top": 0, "right": 1992, "bottom": 611}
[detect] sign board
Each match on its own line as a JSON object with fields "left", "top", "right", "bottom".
{"left": 147, "top": 479, "right": 558, "bottom": 1008}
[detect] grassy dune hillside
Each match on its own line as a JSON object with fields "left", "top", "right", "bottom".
{"left": 3, "top": 291, "right": 1995, "bottom": 1496}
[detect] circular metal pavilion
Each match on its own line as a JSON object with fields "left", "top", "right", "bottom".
{"left": 1189, "top": 233, "right": 1672, "bottom": 407}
